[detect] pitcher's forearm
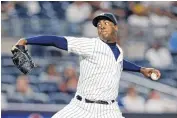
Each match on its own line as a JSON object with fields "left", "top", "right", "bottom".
{"left": 123, "top": 59, "right": 142, "bottom": 72}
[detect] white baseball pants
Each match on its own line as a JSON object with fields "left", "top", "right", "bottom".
{"left": 52, "top": 98, "right": 125, "bottom": 118}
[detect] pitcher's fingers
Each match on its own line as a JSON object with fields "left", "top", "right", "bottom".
{"left": 155, "top": 70, "right": 161, "bottom": 78}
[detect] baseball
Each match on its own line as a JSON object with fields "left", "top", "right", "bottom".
{"left": 151, "top": 73, "right": 158, "bottom": 80}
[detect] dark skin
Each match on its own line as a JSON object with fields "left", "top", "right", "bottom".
{"left": 97, "top": 20, "right": 118, "bottom": 43}
{"left": 14, "top": 19, "right": 161, "bottom": 80}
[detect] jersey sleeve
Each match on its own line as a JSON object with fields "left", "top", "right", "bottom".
{"left": 64, "top": 36, "right": 96, "bottom": 57}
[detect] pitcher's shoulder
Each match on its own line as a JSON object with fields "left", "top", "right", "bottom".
{"left": 64, "top": 36, "right": 98, "bottom": 41}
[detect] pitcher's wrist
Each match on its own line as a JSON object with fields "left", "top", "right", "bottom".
{"left": 16, "top": 38, "right": 27, "bottom": 46}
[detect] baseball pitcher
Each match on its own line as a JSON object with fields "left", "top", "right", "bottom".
{"left": 12, "top": 13, "right": 161, "bottom": 118}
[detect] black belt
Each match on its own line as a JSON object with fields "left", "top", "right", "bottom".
{"left": 76, "top": 95, "right": 115, "bottom": 105}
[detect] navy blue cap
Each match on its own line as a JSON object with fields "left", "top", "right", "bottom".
{"left": 92, "top": 13, "right": 118, "bottom": 27}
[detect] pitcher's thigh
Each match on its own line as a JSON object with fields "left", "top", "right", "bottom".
{"left": 98, "top": 110, "right": 125, "bottom": 118}
{"left": 51, "top": 103, "right": 74, "bottom": 118}
{"left": 51, "top": 103, "right": 91, "bottom": 118}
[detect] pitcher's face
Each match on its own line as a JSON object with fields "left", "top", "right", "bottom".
{"left": 97, "top": 20, "right": 118, "bottom": 42}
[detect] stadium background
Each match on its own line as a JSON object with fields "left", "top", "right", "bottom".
{"left": 1, "top": 1, "right": 177, "bottom": 118}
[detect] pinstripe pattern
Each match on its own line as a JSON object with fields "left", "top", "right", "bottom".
{"left": 52, "top": 99, "right": 124, "bottom": 118}
{"left": 52, "top": 37, "right": 124, "bottom": 118}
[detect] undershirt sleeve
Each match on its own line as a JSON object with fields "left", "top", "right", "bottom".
{"left": 123, "top": 59, "right": 141, "bottom": 72}
{"left": 26, "top": 35, "right": 68, "bottom": 50}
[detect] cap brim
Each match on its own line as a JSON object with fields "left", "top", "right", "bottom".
{"left": 92, "top": 16, "right": 114, "bottom": 27}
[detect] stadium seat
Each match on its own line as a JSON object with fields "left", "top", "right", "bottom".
{"left": 1, "top": 58, "right": 14, "bottom": 67}
{"left": 1, "top": 84, "right": 14, "bottom": 94}
{"left": 2, "top": 66, "right": 22, "bottom": 75}
{"left": 173, "top": 77, "right": 177, "bottom": 80}
{"left": 1, "top": 53, "right": 11, "bottom": 58}
{"left": 30, "top": 67, "right": 43, "bottom": 76}
{"left": 38, "top": 81, "right": 59, "bottom": 93}
{"left": 27, "top": 93, "right": 49, "bottom": 104}
{"left": 30, "top": 84, "right": 40, "bottom": 92}
{"left": 67, "top": 89, "right": 76, "bottom": 97}
{"left": 46, "top": 47, "right": 63, "bottom": 57}
{"left": 7, "top": 93, "right": 25, "bottom": 103}
{"left": 28, "top": 75, "right": 40, "bottom": 84}
{"left": 117, "top": 95, "right": 124, "bottom": 107}
{"left": 1, "top": 75, "right": 16, "bottom": 84}
{"left": 50, "top": 1, "right": 69, "bottom": 19}
{"left": 49, "top": 92, "right": 72, "bottom": 104}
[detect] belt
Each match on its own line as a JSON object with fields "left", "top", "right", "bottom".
{"left": 76, "top": 95, "right": 115, "bottom": 105}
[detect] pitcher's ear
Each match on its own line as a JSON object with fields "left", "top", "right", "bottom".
{"left": 114, "top": 25, "right": 118, "bottom": 31}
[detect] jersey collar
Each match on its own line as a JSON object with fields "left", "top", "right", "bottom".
{"left": 106, "top": 42, "right": 116, "bottom": 46}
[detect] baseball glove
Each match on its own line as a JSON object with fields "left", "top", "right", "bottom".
{"left": 11, "top": 45, "right": 35, "bottom": 74}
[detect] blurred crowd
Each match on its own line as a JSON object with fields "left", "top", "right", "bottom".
{"left": 1, "top": 1, "right": 177, "bottom": 37}
{"left": 2, "top": 64, "right": 79, "bottom": 106}
{"left": 2, "top": 64, "right": 177, "bottom": 113}
{"left": 1, "top": 1, "right": 177, "bottom": 113}
{"left": 1, "top": 1, "right": 177, "bottom": 66}
{"left": 121, "top": 85, "right": 177, "bottom": 113}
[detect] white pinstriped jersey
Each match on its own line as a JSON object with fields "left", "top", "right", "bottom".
{"left": 65, "top": 36, "right": 123, "bottom": 101}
